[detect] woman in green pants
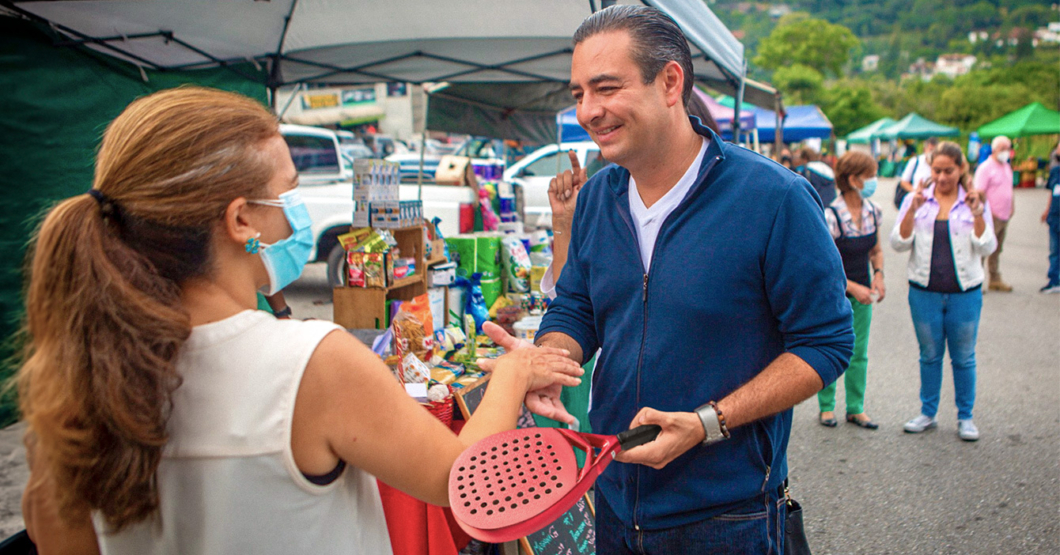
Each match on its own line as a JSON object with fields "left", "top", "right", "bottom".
{"left": 818, "top": 151, "right": 886, "bottom": 429}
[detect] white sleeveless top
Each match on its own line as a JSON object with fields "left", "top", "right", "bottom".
{"left": 94, "top": 310, "right": 393, "bottom": 555}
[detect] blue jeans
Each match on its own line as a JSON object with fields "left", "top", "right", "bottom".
{"left": 1048, "top": 219, "right": 1059, "bottom": 286}
{"left": 908, "top": 286, "right": 982, "bottom": 420}
{"left": 595, "top": 486, "right": 786, "bottom": 554}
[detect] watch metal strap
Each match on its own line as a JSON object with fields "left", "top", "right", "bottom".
{"left": 695, "top": 403, "right": 725, "bottom": 445}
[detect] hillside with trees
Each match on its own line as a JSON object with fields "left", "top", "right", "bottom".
{"left": 711, "top": 1, "right": 1059, "bottom": 141}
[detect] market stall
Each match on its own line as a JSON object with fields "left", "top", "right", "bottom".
{"left": 2, "top": 1, "right": 761, "bottom": 552}
{"left": 977, "top": 102, "right": 1060, "bottom": 140}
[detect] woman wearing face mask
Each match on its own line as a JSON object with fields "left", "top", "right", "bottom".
{"left": 817, "top": 151, "right": 884, "bottom": 430}
{"left": 892, "top": 142, "right": 996, "bottom": 442}
{"left": 18, "top": 87, "right": 584, "bottom": 554}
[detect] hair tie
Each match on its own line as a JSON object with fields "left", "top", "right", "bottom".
{"left": 87, "top": 189, "right": 121, "bottom": 221}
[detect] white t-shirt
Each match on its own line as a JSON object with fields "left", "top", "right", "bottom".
{"left": 540, "top": 137, "right": 709, "bottom": 296}
{"left": 901, "top": 153, "right": 932, "bottom": 189}
{"left": 95, "top": 310, "right": 393, "bottom": 555}
{"left": 628, "top": 137, "right": 709, "bottom": 272}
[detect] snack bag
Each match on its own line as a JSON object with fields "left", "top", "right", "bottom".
{"left": 501, "top": 236, "right": 531, "bottom": 293}
{"left": 399, "top": 293, "right": 435, "bottom": 353}
{"left": 392, "top": 311, "right": 429, "bottom": 362}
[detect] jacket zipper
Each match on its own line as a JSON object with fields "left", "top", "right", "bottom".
{"left": 633, "top": 272, "right": 649, "bottom": 531}
{"left": 626, "top": 148, "right": 723, "bottom": 531}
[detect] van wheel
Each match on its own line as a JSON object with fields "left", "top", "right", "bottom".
{"left": 326, "top": 244, "right": 347, "bottom": 288}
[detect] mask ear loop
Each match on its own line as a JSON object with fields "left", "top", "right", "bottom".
{"left": 245, "top": 232, "right": 262, "bottom": 254}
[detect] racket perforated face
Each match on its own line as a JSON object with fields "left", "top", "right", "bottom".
{"left": 449, "top": 428, "right": 580, "bottom": 531}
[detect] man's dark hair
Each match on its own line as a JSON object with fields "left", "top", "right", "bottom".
{"left": 573, "top": 5, "right": 694, "bottom": 108}
{"left": 924, "top": 137, "right": 939, "bottom": 148}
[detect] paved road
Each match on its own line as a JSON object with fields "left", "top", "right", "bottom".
{"left": 1, "top": 182, "right": 1056, "bottom": 554}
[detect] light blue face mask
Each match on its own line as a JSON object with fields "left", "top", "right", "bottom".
{"left": 249, "top": 190, "right": 315, "bottom": 295}
{"left": 861, "top": 177, "right": 878, "bottom": 198}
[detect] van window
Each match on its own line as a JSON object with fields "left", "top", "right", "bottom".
{"left": 521, "top": 152, "right": 572, "bottom": 177}
{"left": 283, "top": 134, "right": 340, "bottom": 175}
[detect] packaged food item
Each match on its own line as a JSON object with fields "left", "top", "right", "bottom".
{"left": 513, "top": 315, "right": 542, "bottom": 342}
{"left": 475, "top": 235, "right": 502, "bottom": 280}
{"left": 529, "top": 265, "right": 547, "bottom": 293}
{"left": 392, "top": 310, "right": 430, "bottom": 361}
{"left": 398, "top": 294, "right": 435, "bottom": 355}
{"left": 348, "top": 252, "right": 367, "bottom": 287}
{"left": 363, "top": 252, "right": 386, "bottom": 288}
{"left": 479, "top": 277, "right": 503, "bottom": 310}
{"left": 401, "top": 353, "right": 431, "bottom": 384}
{"left": 488, "top": 295, "right": 513, "bottom": 319}
{"left": 501, "top": 236, "right": 531, "bottom": 293}
{"left": 428, "top": 288, "right": 446, "bottom": 335}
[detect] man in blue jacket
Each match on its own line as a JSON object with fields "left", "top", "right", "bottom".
{"left": 481, "top": 6, "right": 853, "bottom": 553}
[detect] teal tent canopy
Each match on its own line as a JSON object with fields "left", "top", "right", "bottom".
{"left": 877, "top": 113, "right": 959, "bottom": 140}
{"left": 977, "top": 102, "right": 1060, "bottom": 140}
{"left": 846, "top": 117, "right": 895, "bottom": 144}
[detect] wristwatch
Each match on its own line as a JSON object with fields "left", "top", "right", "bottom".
{"left": 273, "top": 306, "right": 293, "bottom": 319}
{"left": 694, "top": 401, "right": 730, "bottom": 446}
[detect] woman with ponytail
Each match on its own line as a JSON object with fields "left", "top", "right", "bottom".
{"left": 890, "top": 141, "right": 996, "bottom": 442}
{"left": 19, "top": 86, "right": 583, "bottom": 554}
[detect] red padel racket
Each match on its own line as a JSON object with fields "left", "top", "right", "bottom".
{"left": 448, "top": 424, "right": 661, "bottom": 542}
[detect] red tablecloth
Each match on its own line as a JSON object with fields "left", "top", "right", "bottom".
{"left": 377, "top": 420, "right": 473, "bottom": 555}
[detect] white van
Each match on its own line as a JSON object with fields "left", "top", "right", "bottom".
{"left": 280, "top": 124, "right": 477, "bottom": 287}
{"left": 503, "top": 141, "right": 604, "bottom": 229}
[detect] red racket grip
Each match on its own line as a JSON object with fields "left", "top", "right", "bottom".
{"left": 617, "top": 425, "right": 662, "bottom": 451}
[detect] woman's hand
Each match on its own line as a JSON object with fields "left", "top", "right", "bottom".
{"left": 849, "top": 282, "right": 874, "bottom": 305}
{"left": 548, "top": 150, "right": 586, "bottom": 233}
{"left": 483, "top": 346, "right": 584, "bottom": 392}
{"left": 966, "top": 189, "right": 985, "bottom": 217}
{"left": 871, "top": 272, "right": 886, "bottom": 302}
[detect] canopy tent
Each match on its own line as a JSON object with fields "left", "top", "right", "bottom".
{"left": 5, "top": 0, "right": 761, "bottom": 144}
{"left": 427, "top": 82, "right": 574, "bottom": 146}
{"left": 556, "top": 87, "right": 755, "bottom": 142}
{"left": 877, "top": 113, "right": 958, "bottom": 140}
{"left": 717, "top": 101, "right": 833, "bottom": 143}
{"left": 846, "top": 117, "right": 896, "bottom": 144}
{"left": 977, "top": 102, "right": 1060, "bottom": 140}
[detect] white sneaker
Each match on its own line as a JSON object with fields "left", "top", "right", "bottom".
{"left": 1040, "top": 284, "right": 1060, "bottom": 294}
{"left": 903, "top": 414, "right": 937, "bottom": 433}
{"left": 958, "top": 420, "right": 979, "bottom": 442}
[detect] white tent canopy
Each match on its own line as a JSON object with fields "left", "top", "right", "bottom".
{"left": 5, "top": 0, "right": 744, "bottom": 90}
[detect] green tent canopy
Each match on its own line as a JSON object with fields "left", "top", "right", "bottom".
{"left": 877, "top": 113, "right": 959, "bottom": 140}
{"left": 977, "top": 102, "right": 1060, "bottom": 140}
{"left": 846, "top": 117, "right": 895, "bottom": 144}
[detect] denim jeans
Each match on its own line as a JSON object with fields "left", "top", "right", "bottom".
{"left": 595, "top": 486, "right": 786, "bottom": 554}
{"left": 908, "top": 286, "right": 982, "bottom": 420}
{"left": 1048, "top": 220, "right": 1059, "bottom": 286}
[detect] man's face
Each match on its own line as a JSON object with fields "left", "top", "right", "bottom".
{"left": 569, "top": 31, "right": 671, "bottom": 168}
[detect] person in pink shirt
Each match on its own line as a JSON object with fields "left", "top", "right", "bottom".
{"left": 974, "top": 135, "right": 1014, "bottom": 291}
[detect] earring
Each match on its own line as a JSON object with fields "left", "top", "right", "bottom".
{"left": 245, "top": 234, "right": 262, "bottom": 254}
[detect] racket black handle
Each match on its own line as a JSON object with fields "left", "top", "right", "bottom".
{"left": 617, "top": 425, "right": 662, "bottom": 450}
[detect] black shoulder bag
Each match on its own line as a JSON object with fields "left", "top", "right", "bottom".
{"left": 785, "top": 480, "right": 812, "bottom": 555}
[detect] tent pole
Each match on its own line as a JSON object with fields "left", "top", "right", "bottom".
{"left": 774, "top": 94, "right": 784, "bottom": 154}
{"left": 418, "top": 131, "right": 426, "bottom": 199}
{"left": 277, "top": 83, "right": 304, "bottom": 121}
{"left": 732, "top": 61, "right": 747, "bottom": 144}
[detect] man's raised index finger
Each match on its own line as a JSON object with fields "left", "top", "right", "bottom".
{"left": 568, "top": 150, "right": 580, "bottom": 173}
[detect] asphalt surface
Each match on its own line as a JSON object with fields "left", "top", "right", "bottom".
{"left": 0, "top": 180, "right": 1056, "bottom": 554}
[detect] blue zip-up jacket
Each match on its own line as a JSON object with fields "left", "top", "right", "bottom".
{"left": 538, "top": 121, "right": 854, "bottom": 529}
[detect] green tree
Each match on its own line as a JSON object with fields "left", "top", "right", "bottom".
{"left": 772, "top": 64, "right": 824, "bottom": 105}
{"left": 936, "top": 82, "right": 1033, "bottom": 130}
{"left": 753, "top": 17, "right": 860, "bottom": 77}
{"left": 820, "top": 81, "right": 887, "bottom": 136}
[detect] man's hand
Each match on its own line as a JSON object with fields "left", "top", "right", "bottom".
{"left": 476, "top": 321, "right": 579, "bottom": 425}
{"left": 548, "top": 150, "right": 586, "bottom": 232}
{"left": 613, "top": 407, "right": 704, "bottom": 469}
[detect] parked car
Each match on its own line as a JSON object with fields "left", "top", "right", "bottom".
{"left": 388, "top": 137, "right": 502, "bottom": 182}
{"left": 503, "top": 141, "right": 605, "bottom": 229}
